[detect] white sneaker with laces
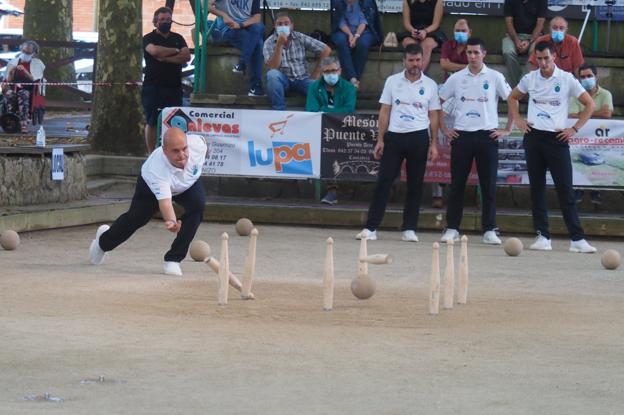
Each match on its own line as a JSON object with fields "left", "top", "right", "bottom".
{"left": 401, "top": 230, "right": 419, "bottom": 242}
{"left": 355, "top": 229, "right": 377, "bottom": 240}
{"left": 89, "top": 224, "right": 110, "bottom": 265}
{"left": 483, "top": 230, "right": 502, "bottom": 245}
{"left": 569, "top": 239, "right": 597, "bottom": 253}
{"left": 163, "top": 261, "right": 183, "bottom": 276}
{"left": 529, "top": 235, "right": 552, "bottom": 251}
{"left": 441, "top": 228, "right": 460, "bottom": 243}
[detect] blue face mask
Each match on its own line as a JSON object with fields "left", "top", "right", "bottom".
{"left": 580, "top": 77, "right": 596, "bottom": 91}
{"left": 323, "top": 73, "right": 339, "bottom": 86}
{"left": 454, "top": 32, "right": 468, "bottom": 44}
{"left": 551, "top": 30, "right": 565, "bottom": 43}
{"left": 276, "top": 26, "right": 291, "bottom": 37}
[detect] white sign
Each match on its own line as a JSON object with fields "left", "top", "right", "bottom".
{"left": 161, "top": 107, "right": 322, "bottom": 179}
{"left": 51, "top": 147, "right": 64, "bottom": 181}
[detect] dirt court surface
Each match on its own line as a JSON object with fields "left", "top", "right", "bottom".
{"left": 1, "top": 222, "right": 623, "bottom": 414}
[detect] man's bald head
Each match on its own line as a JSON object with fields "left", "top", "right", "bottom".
{"left": 550, "top": 16, "right": 568, "bottom": 31}
{"left": 162, "top": 128, "right": 189, "bottom": 168}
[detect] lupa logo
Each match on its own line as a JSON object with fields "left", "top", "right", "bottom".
{"left": 247, "top": 141, "right": 313, "bottom": 175}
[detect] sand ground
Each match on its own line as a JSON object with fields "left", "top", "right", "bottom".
{"left": 1, "top": 222, "right": 623, "bottom": 414}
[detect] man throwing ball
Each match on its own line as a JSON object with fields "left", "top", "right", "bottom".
{"left": 89, "top": 128, "right": 208, "bottom": 275}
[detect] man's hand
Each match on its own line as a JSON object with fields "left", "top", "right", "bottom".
{"left": 349, "top": 35, "right": 357, "bottom": 48}
{"left": 518, "top": 40, "right": 530, "bottom": 54}
{"left": 556, "top": 127, "right": 577, "bottom": 142}
{"left": 489, "top": 129, "right": 511, "bottom": 140}
{"left": 515, "top": 118, "right": 532, "bottom": 134}
{"left": 441, "top": 125, "right": 459, "bottom": 139}
{"left": 223, "top": 15, "right": 238, "bottom": 29}
{"left": 277, "top": 32, "right": 289, "bottom": 46}
{"left": 428, "top": 145, "right": 438, "bottom": 161}
{"left": 373, "top": 141, "right": 384, "bottom": 160}
{"left": 165, "top": 219, "right": 182, "bottom": 233}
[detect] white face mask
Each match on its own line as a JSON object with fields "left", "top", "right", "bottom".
{"left": 20, "top": 53, "right": 33, "bottom": 62}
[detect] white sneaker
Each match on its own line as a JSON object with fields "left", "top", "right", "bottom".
{"left": 356, "top": 229, "right": 377, "bottom": 240}
{"left": 441, "top": 228, "right": 460, "bottom": 243}
{"left": 163, "top": 261, "right": 183, "bottom": 276}
{"left": 569, "top": 239, "right": 597, "bottom": 253}
{"left": 529, "top": 235, "right": 552, "bottom": 251}
{"left": 483, "top": 230, "right": 502, "bottom": 245}
{"left": 401, "top": 230, "right": 419, "bottom": 242}
{"left": 89, "top": 224, "right": 110, "bottom": 265}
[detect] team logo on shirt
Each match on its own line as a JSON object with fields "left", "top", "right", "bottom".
{"left": 192, "top": 164, "right": 199, "bottom": 175}
{"left": 466, "top": 110, "right": 481, "bottom": 118}
{"left": 483, "top": 80, "right": 489, "bottom": 90}
{"left": 537, "top": 111, "right": 552, "bottom": 119}
{"left": 419, "top": 88, "right": 425, "bottom": 95}
{"left": 554, "top": 82, "right": 561, "bottom": 93}
{"left": 395, "top": 99, "right": 401, "bottom": 105}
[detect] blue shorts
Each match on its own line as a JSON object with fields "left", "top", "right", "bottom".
{"left": 141, "top": 84, "right": 183, "bottom": 126}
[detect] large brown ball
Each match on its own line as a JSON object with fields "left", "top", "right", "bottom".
{"left": 503, "top": 237, "right": 523, "bottom": 256}
{"left": 351, "top": 274, "right": 376, "bottom": 300}
{"left": 601, "top": 249, "right": 621, "bottom": 270}
{"left": 235, "top": 218, "right": 254, "bottom": 236}
{"left": 0, "top": 230, "right": 20, "bottom": 251}
{"left": 189, "top": 240, "right": 211, "bottom": 262}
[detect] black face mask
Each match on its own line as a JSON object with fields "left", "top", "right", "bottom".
{"left": 158, "top": 22, "right": 172, "bottom": 34}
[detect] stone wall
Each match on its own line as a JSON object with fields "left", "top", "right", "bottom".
{"left": 0, "top": 153, "right": 87, "bottom": 206}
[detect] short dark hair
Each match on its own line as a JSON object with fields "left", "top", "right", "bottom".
{"left": 466, "top": 37, "right": 486, "bottom": 51}
{"left": 578, "top": 63, "right": 597, "bottom": 76}
{"left": 153, "top": 7, "right": 172, "bottom": 25}
{"left": 275, "top": 11, "right": 293, "bottom": 24}
{"left": 403, "top": 43, "right": 423, "bottom": 58}
{"left": 535, "top": 40, "right": 555, "bottom": 55}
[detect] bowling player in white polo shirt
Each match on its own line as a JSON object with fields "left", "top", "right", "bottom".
{"left": 439, "top": 37, "right": 512, "bottom": 245}
{"left": 356, "top": 43, "right": 440, "bottom": 242}
{"left": 89, "top": 127, "right": 209, "bottom": 275}
{"left": 508, "top": 40, "right": 597, "bottom": 253}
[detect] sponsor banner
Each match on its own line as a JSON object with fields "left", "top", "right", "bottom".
{"left": 161, "top": 107, "right": 322, "bottom": 179}
{"left": 320, "top": 113, "right": 380, "bottom": 181}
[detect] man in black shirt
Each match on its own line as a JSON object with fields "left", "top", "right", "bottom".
{"left": 142, "top": 7, "right": 191, "bottom": 153}
{"left": 501, "top": 0, "right": 547, "bottom": 87}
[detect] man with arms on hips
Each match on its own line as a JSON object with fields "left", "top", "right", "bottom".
{"left": 439, "top": 37, "right": 512, "bottom": 245}
{"left": 142, "top": 7, "right": 191, "bottom": 153}
{"left": 89, "top": 128, "right": 208, "bottom": 276}
{"left": 263, "top": 12, "right": 332, "bottom": 110}
{"left": 356, "top": 43, "right": 440, "bottom": 242}
{"left": 508, "top": 41, "right": 596, "bottom": 253}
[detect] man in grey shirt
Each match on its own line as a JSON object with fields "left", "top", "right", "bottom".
{"left": 263, "top": 11, "right": 332, "bottom": 110}
{"left": 210, "top": 0, "right": 265, "bottom": 96}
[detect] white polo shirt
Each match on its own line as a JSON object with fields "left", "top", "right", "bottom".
{"left": 439, "top": 64, "right": 511, "bottom": 131}
{"left": 141, "top": 134, "right": 208, "bottom": 200}
{"left": 379, "top": 71, "right": 441, "bottom": 133}
{"left": 517, "top": 66, "right": 585, "bottom": 132}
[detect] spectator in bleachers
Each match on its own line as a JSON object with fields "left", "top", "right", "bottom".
{"left": 210, "top": 0, "right": 265, "bottom": 97}
{"left": 502, "top": 0, "right": 547, "bottom": 87}
{"left": 529, "top": 16, "right": 584, "bottom": 76}
{"left": 397, "top": 0, "right": 445, "bottom": 72}
{"left": 263, "top": 12, "right": 332, "bottom": 110}
{"left": 440, "top": 18, "right": 470, "bottom": 79}
{"left": 305, "top": 56, "right": 357, "bottom": 205}
{"left": 330, "top": 0, "right": 383, "bottom": 90}
{"left": 569, "top": 63, "right": 613, "bottom": 207}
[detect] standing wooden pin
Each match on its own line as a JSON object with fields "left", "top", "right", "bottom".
{"left": 429, "top": 242, "right": 441, "bottom": 315}
{"left": 443, "top": 239, "right": 455, "bottom": 309}
{"left": 457, "top": 235, "right": 469, "bottom": 304}
{"left": 241, "top": 228, "right": 258, "bottom": 300}
{"left": 323, "top": 237, "right": 335, "bottom": 311}
{"left": 217, "top": 232, "right": 230, "bottom": 306}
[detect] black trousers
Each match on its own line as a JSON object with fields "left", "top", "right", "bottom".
{"left": 523, "top": 129, "right": 585, "bottom": 241}
{"left": 446, "top": 130, "right": 498, "bottom": 232}
{"left": 99, "top": 176, "right": 206, "bottom": 262}
{"left": 366, "top": 129, "right": 430, "bottom": 231}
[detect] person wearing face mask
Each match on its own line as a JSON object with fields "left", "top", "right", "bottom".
{"left": 439, "top": 19, "right": 471, "bottom": 79}
{"left": 529, "top": 16, "right": 584, "bottom": 76}
{"left": 5, "top": 40, "right": 45, "bottom": 133}
{"left": 143, "top": 7, "right": 191, "bottom": 153}
{"left": 88, "top": 128, "right": 208, "bottom": 277}
{"left": 263, "top": 12, "right": 332, "bottom": 110}
{"left": 569, "top": 63, "right": 613, "bottom": 207}
{"left": 305, "top": 56, "right": 357, "bottom": 205}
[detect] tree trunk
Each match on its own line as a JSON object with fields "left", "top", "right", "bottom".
{"left": 23, "top": 0, "right": 76, "bottom": 102}
{"left": 89, "top": 0, "right": 144, "bottom": 155}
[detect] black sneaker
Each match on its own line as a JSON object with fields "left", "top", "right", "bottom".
{"left": 590, "top": 190, "right": 602, "bottom": 206}
{"left": 248, "top": 86, "right": 266, "bottom": 97}
{"left": 574, "top": 189, "right": 584, "bottom": 204}
{"left": 232, "top": 63, "right": 246, "bottom": 74}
